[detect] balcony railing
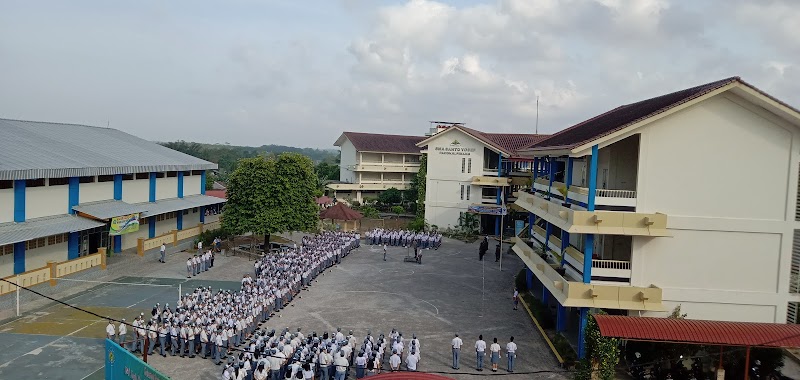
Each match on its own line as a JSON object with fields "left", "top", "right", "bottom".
{"left": 532, "top": 177, "right": 636, "bottom": 205}
{"left": 592, "top": 259, "right": 631, "bottom": 270}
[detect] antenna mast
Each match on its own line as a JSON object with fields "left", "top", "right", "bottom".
{"left": 535, "top": 96, "right": 539, "bottom": 135}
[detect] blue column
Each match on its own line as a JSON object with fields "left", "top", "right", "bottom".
{"left": 13, "top": 242, "right": 25, "bottom": 274}
{"left": 199, "top": 206, "right": 205, "bottom": 224}
{"left": 13, "top": 180, "right": 25, "bottom": 222}
{"left": 148, "top": 217, "right": 156, "bottom": 238}
{"left": 548, "top": 157, "right": 555, "bottom": 195}
{"left": 68, "top": 177, "right": 79, "bottom": 214}
{"left": 113, "top": 235, "right": 121, "bottom": 253}
{"left": 177, "top": 212, "right": 183, "bottom": 230}
{"left": 565, "top": 157, "right": 574, "bottom": 203}
{"left": 560, "top": 229, "right": 570, "bottom": 266}
{"left": 68, "top": 232, "right": 79, "bottom": 260}
{"left": 113, "top": 174, "right": 123, "bottom": 200}
{"left": 587, "top": 145, "right": 599, "bottom": 211}
{"left": 578, "top": 307, "right": 589, "bottom": 358}
{"left": 528, "top": 213, "right": 534, "bottom": 237}
{"left": 526, "top": 268, "right": 533, "bottom": 290}
{"left": 544, "top": 222, "right": 552, "bottom": 255}
{"left": 495, "top": 154, "right": 503, "bottom": 235}
{"left": 200, "top": 171, "right": 207, "bottom": 195}
{"left": 541, "top": 285, "right": 549, "bottom": 303}
{"left": 583, "top": 235, "right": 594, "bottom": 282}
{"left": 149, "top": 173, "right": 157, "bottom": 202}
{"left": 177, "top": 172, "right": 184, "bottom": 198}
{"left": 532, "top": 158, "right": 539, "bottom": 184}
{"left": 556, "top": 305, "right": 567, "bottom": 332}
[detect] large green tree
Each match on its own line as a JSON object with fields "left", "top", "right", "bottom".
{"left": 269, "top": 153, "right": 320, "bottom": 238}
{"left": 377, "top": 187, "right": 402, "bottom": 205}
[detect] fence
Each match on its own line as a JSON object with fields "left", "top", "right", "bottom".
{"left": 0, "top": 249, "right": 107, "bottom": 296}
{"left": 137, "top": 222, "right": 221, "bottom": 256}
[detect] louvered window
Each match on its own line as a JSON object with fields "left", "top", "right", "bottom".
{"left": 788, "top": 302, "right": 799, "bottom": 324}
{"left": 791, "top": 230, "right": 800, "bottom": 293}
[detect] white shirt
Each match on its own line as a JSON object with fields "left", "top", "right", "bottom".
{"left": 490, "top": 342, "right": 501, "bottom": 353}
{"left": 160, "top": 244, "right": 166, "bottom": 253}
{"left": 506, "top": 342, "right": 517, "bottom": 353}
{"left": 405, "top": 353, "right": 418, "bottom": 371}
{"left": 106, "top": 323, "right": 115, "bottom": 336}
{"left": 118, "top": 323, "right": 127, "bottom": 335}
{"left": 475, "top": 339, "right": 486, "bottom": 352}
{"left": 451, "top": 337, "right": 462, "bottom": 349}
{"left": 389, "top": 354, "right": 401, "bottom": 369}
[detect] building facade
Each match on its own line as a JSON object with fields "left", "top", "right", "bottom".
{"left": 0, "top": 119, "right": 225, "bottom": 278}
{"left": 328, "top": 132, "right": 424, "bottom": 203}
{"left": 509, "top": 77, "right": 800, "bottom": 357}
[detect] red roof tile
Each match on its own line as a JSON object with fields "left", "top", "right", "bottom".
{"left": 319, "top": 202, "right": 363, "bottom": 221}
{"left": 594, "top": 315, "right": 800, "bottom": 347}
{"left": 206, "top": 189, "right": 226, "bottom": 199}
{"left": 532, "top": 77, "right": 741, "bottom": 150}
{"left": 338, "top": 132, "right": 425, "bottom": 154}
{"left": 454, "top": 126, "right": 548, "bottom": 155}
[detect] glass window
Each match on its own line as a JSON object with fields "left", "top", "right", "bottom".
{"left": 79, "top": 176, "right": 95, "bottom": 183}
{"left": 466, "top": 186, "right": 471, "bottom": 200}
{"left": 98, "top": 175, "right": 115, "bottom": 182}
{"left": 49, "top": 177, "right": 70, "bottom": 186}
{"left": 460, "top": 184, "right": 464, "bottom": 200}
{"left": 468, "top": 158, "right": 472, "bottom": 173}
{"left": 461, "top": 158, "right": 465, "bottom": 173}
{"left": 26, "top": 178, "right": 46, "bottom": 187}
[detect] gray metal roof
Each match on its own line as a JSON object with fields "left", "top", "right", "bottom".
{"left": 0, "top": 118, "right": 218, "bottom": 180}
{"left": 72, "top": 200, "right": 149, "bottom": 220}
{"left": 0, "top": 215, "right": 105, "bottom": 246}
{"left": 139, "top": 195, "right": 226, "bottom": 218}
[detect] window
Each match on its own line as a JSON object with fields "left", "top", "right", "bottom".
{"left": 47, "top": 233, "right": 67, "bottom": 246}
{"left": 79, "top": 176, "right": 95, "bottom": 183}
{"left": 183, "top": 209, "right": 189, "bottom": 215}
{"left": 467, "top": 158, "right": 472, "bottom": 173}
{"left": 0, "top": 244, "right": 12, "bottom": 256}
{"left": 192, "top": 207, "right": 198, "bottom": 213}
{"left": 122, "top": 174, "right": 134, "bottom": 181}
{"left": 26, "top": 178, "right": 45, "bottom": 187}
{"left": 183, "top": 171, "right": 191, "bottom": 176}
{"left": 26, "top": 237, "right": 46, "bottom": 250}
{"left": 460, "top": 184, "right": 465, "bottom": 200}
{"left": 466, "top": 186, "right": 471, "bottom": 200}
{"left": 461, "top": 158, "right": 466, "bottom": 173}
{"left": 0, "top": 180, "right": 11, "bottom": 189}
{"left": 49, "top": 177, "right": 69, "bottom": 186}
{"left": 153, "top": 172, "right": 165, "bottom": 179}
{"left": 191, "top": 170, "right": 204, "bottom": 176}
{"left": 135, "top": 172, "right": 149, "bottom": 180}
{"left": 98, "top": 175, "right": 115, "bottom": 182}
{"left": 141, "top": 217, "right": 148, "bottom": 225}
{"left": 167, "top": 171, "right": 178, "bottom": 178}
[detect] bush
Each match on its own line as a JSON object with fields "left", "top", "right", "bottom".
{"left": 361, "top": 206, "right": 379, "bottom": 218}
{"left": 195, "top": 227, "right": 232, "bottom": 247}
{"left": 390, "top": 205, "right": 404, "bottom": 215}
{"left": 515, "top": 269, "right": 529, "bottom": 292}
{"left": 408, "top": 217, "right": 425, "bottom": 232}
{"left": 350, "top": 201, "right": 361, "bottom": 208}
{"left": 522, "top": 292, "right": 555, "bottom": 329}
{"left": 551, "top": 333, "right": 577, "bottom": 366}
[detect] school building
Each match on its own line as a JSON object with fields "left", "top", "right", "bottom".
{"left": 0, "top": 119, "right": 225, "bottom": 280}
{"left": 507, "top": 76, "right": 800, "bottom": 357}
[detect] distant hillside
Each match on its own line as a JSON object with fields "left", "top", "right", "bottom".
{"left": 160, "top": 140, "right": 339, "bottom": 177}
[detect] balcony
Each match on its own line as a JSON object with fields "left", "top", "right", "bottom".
{"left": 352, "top": 162, "right": 420, "bottom": 173}
{"left": 327, "top": 181, "right": 411, "bottom": 191}
{"left": 511, "top": 237, "right": 664, "bottom": 311}
{"left": 514, "top": 191, "right": 669, "bottom": 237}
{"left": 533, "top": 178, "right": 637, "bottom": 208}
{"left": 472, "top": 176, "right": 511, "bottom": 187}
{"left": 563, "top": 247, "right": 632, "bottom": 284}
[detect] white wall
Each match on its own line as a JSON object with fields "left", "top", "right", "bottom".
{"left": 80, "top": 181, "right": 114, "bottom": 204}
{"left": 339, "top": 139, "right": 358, "bottom": 184}
{"left": 123, "top": 178, "right": 150, "bottom": 204}
{"left": 185, "top": 209, "right": 201, "bottom": 227}
{"left": 184, "top": 175, "right": 202, "bottom": 196}
{"left": 26, "top": 242, "right": 68, "bottom": 271}
{"left": 156, "top": 177, "right": 178, "bottom": 200}
{"left": 0, "top": 251, "right": 13, "bottom": 278}
{"left": 643, "top": 301, "right": 777, "bottom": 323}
{"left": 121, "top": 222, "right": 149, "bottom": 250}
{"left": 155, "top": 216, "right": 176, "bottom": 236}
{"left": 0, "top": 188, "right": 13, "bottom": 223}
{"left": 27, "top": 184, "right": 68, "bottom": 219}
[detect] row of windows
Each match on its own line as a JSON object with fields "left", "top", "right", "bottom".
{"left": 460, "top": 184, "right": 471, "bottom": 200}
{"left": 0, "top": 171, "right": 206, "bottom": 189}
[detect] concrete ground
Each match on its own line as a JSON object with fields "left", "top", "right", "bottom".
{"left": 0, "top": 237, "right": 569, "bottom": 380}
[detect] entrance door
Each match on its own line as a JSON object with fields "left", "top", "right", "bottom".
{"left": 81, "top": 234, "right": 89, "bottom": 256}
{"left": 88, "top": 233, "right": 100, "bottom": 255}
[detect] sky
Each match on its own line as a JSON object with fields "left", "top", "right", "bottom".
{"left": 0, "top": 0, "right": 798, "bottom": 149}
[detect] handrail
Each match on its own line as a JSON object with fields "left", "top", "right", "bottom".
{"left": 591, "top": 259, "right": 631, "bottom": 270}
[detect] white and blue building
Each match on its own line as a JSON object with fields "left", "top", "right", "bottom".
{"left": 0, "top": 119, "right": 225, "bottom": 278}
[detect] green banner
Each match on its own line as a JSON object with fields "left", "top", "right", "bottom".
{"left": 110, "top": 213, "right": 140, "bottom": 236}
{"left": 105, "top": 338, "right": 169, "bottom": 380}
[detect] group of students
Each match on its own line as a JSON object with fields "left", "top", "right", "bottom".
{"left": 365, "top": 228, "right": 442, "bottom": 250}
{"left": 451, "top": 333, "right": 518, "bottom": 373}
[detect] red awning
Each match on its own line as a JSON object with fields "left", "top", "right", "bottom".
{"left": 594, "top": 315, "right": 800, "bottom": 348}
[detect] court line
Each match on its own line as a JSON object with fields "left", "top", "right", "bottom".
{"left": 0, "top": 320, "right": 99, "bottom": 368}
{"left": 342, "top": 290, "right": 439, "bottom": 315}
{"left": 80, "top": 365, "right": 104, "bottom": 380}
{"left": 53, "top": 278, "right": 175, "bottom": 287}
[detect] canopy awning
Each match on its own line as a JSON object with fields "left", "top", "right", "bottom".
{"left": 319, "top": 203, "right": 363, "bottom": 221}
{"left": 139, "top": 195, "right": 226, "bottom": 218}
{"left": 594, "top": 315, "right": 800, "bottom": 347}
{"left": 0, "top": 214, "right": 105, "bottom": 246}
{"left": 73, "top": 200, "right": 148, "bottom": 220}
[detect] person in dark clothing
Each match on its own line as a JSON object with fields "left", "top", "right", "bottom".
{"left": 479, "top": 237, "right": 488, "bottom": 261}
{"left": 494, "top": 244, "right": 501, "bottom": 262}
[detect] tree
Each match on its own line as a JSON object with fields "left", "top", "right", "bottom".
{"left": 378, "top": 187, "right": 402, "bottom": 205}
{"left": 205, "top": 172, "right": 217, "bottom": 191}
{"left": 315, "top": 161, "right": 340, "bottom": 182}
{"left": 266, "top": 153, "right": 320, "bottom": 243}
{"left": 413, "top": 154, "right": 427, "bottom": 223}
{"left": 576, "top": 311, "right": 620, "bottom": 380}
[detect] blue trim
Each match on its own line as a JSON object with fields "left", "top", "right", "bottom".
{"left": 578, "top": 307, "right": 589, "bottom": 359}
{"left": 113, "top": 174, "right": 123, "bottom": 200}
{"left": 148, "top": 217, "right": 156, "bottom": 238}
{"left": 200, "top": 171, "right": 207, "bottom": 195}
{"left": 177, "top": 172, "right": 184, "bottom": 199}
{"left": 565, "top": 157, "right": 574, "bottom": 203}
{"left": 68, "top": 177, "right": 80, "bottom": 214}
{"left": 199, "top": 206, "right": 205, "bottom": 223}
{"left": 177, "top": 212, "right": 183, "bottom": 230}
{"left": 113, "top": 235, "right": 121, "bottom": 253}
{"left": 583, "top": 234, "right": 594, "bottom": 283}
{"left": 544, "top": 222, "right": 552, "bottom": 254}
{"left": 68, "top": 232, "right": 79, "bottom": 260}
{"left": 556, "top": 305, "right": 567, "bottom": 332}
{"left": 528, "top": 213, "right": 535, "bottom": 237}
{"left": 13, "top": 242, "right": 25, "bottom": 274}
{"left": 542, "top": 285, "right": 549, "bottom": 304}
{"left": 560, "top": 229, "right": 569, "bottom": 266}
{"left": 548, "top": 157, "right": 555, "bottom": 194}
{"left": 526, "top": 268, "right": 533, "bottom": 291}
{"left": 532, "top": 158, "right": 539, "bottom": 183}
{"left": 587, "top": 145, "right": 598, "bottom": 211}
{"left": 149, "top": 173, "right": 157, "bottom": 202}
{"left": 13, "top": 180, "right": 25, "bottom": 222}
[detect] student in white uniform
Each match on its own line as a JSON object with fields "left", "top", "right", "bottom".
{"left": 475, "top": 335, "right": 486, "bottom": 371}
{"left": 106, "top": 320, "right": 116, "bottom": 341}
{"left": 451, "top": 333, "right": 462, "bottom": 370}
{"left": 505, "top": 336, "right": 517, "bottom": 372}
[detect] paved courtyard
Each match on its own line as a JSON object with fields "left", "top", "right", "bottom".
{"left": 0, "top": 236, "right": 569, "bottom": 380}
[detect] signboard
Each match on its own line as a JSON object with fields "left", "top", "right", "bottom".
{"left": 468, "top": 204, "right": 508, "bottom": 215}
{"left": 110, "top": 213, "right": 140, "bottom": 235}
{"left": 433, "top": 139, "right": 477, "bottom": 156}
{"left": 105, "top": 338, "right": 169, "bottom": 380}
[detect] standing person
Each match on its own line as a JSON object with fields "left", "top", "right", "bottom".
{"left": 334, "top": 351, "right": 349, "bottom": 380}
{"left": 505, "top": 337, "right": 517, "bottom": 373}
{"left": 158, "top": 323, "right": 168, "bottom": 357}
{"left": 451, "top": 333, "right": 462, "bottom": 370}
{"left": 160, "top": 243, "right": 166, "bottom": 263}
{"left": 405, "top": 348, "right": 419, "bottom": 371}
{"left": 106, "top": 320, "right": 116, "bottom": 341}
{"left": 118, "top": 319, "right": 127, "bottom": 348}
{"left": 197, "top": 240, "right": 203, "bottom": 256}
{"left": 513, "top": 289, "right": 519, "bottom": 310}
{"left": 389, "top": 350, "right": 401, "bottom": 372}
{"left": 186, "top": 257, "right": 193, "bottom": 278}
{"left": 489, "top": 338, "right": 501, "bottom": 372}
{"left": 475, "top": 335, "right": 486, "bottom": 371}
{"left": 383, "top": 243, "right": 387, "bottom": 261}
{"left": 494, "top": 244, "right": 501, "bottom": 262}
{"left": 479, "top": 237, "right": 488, "bottom": 261}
